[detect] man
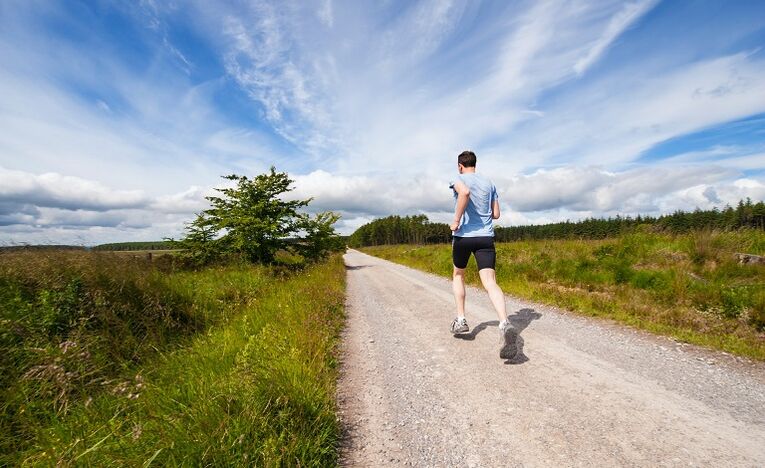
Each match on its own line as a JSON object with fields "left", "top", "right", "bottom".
{"left": 449, "top": 150, "right": 516, "bottom": 359}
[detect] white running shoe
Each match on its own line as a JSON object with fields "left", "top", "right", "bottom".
{"left": 450, "top": 317, "right": 469, "bottom": 334}
{"left": 499, "top": 320, "right": 518, "bottom": 359}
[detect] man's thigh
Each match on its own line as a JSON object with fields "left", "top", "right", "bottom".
{"left": 452, "top": 237, "right": 471, "bottom": 269}
{"left": 474, "top": 237, "right": 496, "bottom": 271}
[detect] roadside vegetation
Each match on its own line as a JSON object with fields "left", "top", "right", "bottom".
{"left": 361, "top": 229, "right": 765, "bottom": 360}
{"left": 1, "top": 168, "right": 347, "bottom": 465}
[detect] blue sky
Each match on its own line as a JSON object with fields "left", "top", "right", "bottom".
{"left": 1, "top": 0, "right": 765, "bottom": 244}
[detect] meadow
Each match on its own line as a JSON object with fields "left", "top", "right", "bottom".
{"left": 361, "top": 230, "right": 765, "bottom": 360}
{"left": 1, "top": 249, "right": 345, "bottom": 466}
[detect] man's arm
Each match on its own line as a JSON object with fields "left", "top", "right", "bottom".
{"left": 450, "top": 181, "right": 470, "bottom": 231}
{"left": 492, "top": 199, "right": 500, "bottom": 219}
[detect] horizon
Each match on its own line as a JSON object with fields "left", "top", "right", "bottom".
{"left": 2, "top": 1, "right": 765, "bottom": 244}
{"left": 5, "top": 198, "right": 761, "bottom": 248}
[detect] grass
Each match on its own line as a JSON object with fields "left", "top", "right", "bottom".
{"left": 360, "top": 230, "right": 765, "bottom": 360}
{"left": 1, "top": 249, "right": 346, "bottom": 466}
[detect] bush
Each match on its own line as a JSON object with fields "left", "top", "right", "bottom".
{"left": 612, "top": 261, "right": 634, "bottom": 284}
{"left": 748, "top": 289, "right": 765, "bottom": 331}
{"left": 687, "top": 229, "right": 720, "bottom": 265}
{"left": 719, "top": 287, "right": 748, "bottom": 319}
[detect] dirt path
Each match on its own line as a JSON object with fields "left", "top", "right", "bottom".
{"left": 337, "top": 249, "right": 765, "bottom": 467}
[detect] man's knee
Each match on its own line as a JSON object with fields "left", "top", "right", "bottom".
{"left": 453, "top": 266, "right": 466, "bottom": 278}
{"left": 478, "top": 268, "right": 497, "bottom": 286}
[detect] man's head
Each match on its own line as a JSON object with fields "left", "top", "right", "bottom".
{"left": 457, "top": 150, "right": 477, "bottom": 173}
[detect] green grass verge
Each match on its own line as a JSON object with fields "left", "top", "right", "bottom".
{"left": 360, "top": 230, "right": 765, "bottom": 360}
{"left": 2, "top": 251, "right": 346, "bottom": 466}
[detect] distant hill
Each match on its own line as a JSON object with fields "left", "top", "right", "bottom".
{"left": 0, "top": 245, "right": 86, "bottom": 251}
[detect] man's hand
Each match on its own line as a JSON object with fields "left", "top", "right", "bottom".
{"left": 450, "top": 220, "right": 459, "bottom": 232}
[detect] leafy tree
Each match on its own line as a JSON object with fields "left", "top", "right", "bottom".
{"left": 172, "top": 215, "right": 221, "bottom": 265}
{"left": 294, "top": 211, "right": 346, "bottom": 262}
{"left": 169, "top": 168, "right": 343, "bottom": 265}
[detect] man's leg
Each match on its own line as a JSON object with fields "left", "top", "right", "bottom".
{"left": 451, "top": 237, "right": 470, "bottom": 321}
{"left": 478, "top": 268, "right": 507, "bottom": 323}
{"left": 453, "top": 266, "right": 467, "bottom": 318}
{"left": 483, "top": 267, "right": 517, "bottom": 359}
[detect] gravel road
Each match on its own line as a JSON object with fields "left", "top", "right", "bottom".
{"left": 337, "top": 249, "right": 765, "bottom": 467}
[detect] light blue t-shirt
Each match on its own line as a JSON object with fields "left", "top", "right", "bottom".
{"left": 450, "top": 173, "right": 499, "bottom": 237}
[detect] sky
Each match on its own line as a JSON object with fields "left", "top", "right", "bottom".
{"left": 1, "top": 0, "right": 765, "bottom": 245}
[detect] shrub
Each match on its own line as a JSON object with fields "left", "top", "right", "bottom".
{"left": 719, "top": 287, "right": 749, "bottom": 319}
{"left": 612, "top": 261, "right": 634, "bottom": 284}
{"left": 687, "top": 229, "right": 721, "bottom": 265}
{"left": 748, "top": 289, "right": 765, "bottom": 331}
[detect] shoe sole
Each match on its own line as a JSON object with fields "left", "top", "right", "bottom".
{"left": 451, "top": 326, "right": 470, "bottom": 335}
{"left": 499, "top": 327, "right": 518, "bottom": 359}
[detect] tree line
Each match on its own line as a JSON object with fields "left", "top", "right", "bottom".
{"left": 347, "top": 215, "right": 452, "bottom": 247}
{"left": 348, "top": 198, "right": 765, "bottom": 246}
{"left": 92, "top": 241, "right": 174, "bottom": 251}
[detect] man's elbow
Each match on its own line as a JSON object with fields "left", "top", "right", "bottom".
{"left": 492, "top": 213, "right": 500, "bottom": 220}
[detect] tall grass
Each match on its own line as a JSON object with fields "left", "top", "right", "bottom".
{"left": 361, "top": 230, "right": 765, "bottom": 360}
{"left": 1, "top": 249, "right": 346, "bottom": 466}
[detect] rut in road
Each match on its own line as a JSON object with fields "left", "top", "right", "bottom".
{"left": 337, "top": 249, "right": 765, "bottom": 467}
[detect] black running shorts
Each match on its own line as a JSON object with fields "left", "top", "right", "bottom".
{"left": 452, "top": 236, "right": 496, "bottom": 270}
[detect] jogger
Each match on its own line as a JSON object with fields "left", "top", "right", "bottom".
{"left": 449, "top": 151, "right": 517, "bottom": 359}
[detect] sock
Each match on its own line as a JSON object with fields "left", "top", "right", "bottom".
{"left": 457, "top": 315, "right": 465, "bottom": 322}
{"left": 499, "top": 319, "right": 508, "bottom": 329}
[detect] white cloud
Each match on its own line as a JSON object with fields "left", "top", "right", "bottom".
{"left": 289, "top": 170, "right": 451, "bottom": 216}
{"left": 574, "top": 0, "right": 658, "bottom": 75}
{"left": 0, "top": 166, "right": 148, "bottom": 211}
{"left": 221, "top": 1, "right": 340, "bottom": 155}
{"left": 490, "top": 51, "right": 765, "bottom": 174}
{"left": 151, "top": 186, "right": 213, "bottom": 214}
{"left": 497, "top": 165, "right": 735, "bottom": 213}
{"left": 288, "top": 164, "right": 757, "bottom": 229}
{"left": 0, "top": 167, "right": 197, "bottom": 240}
{"left": 317, "top": 0, "right": 333, "bottom": 28}
{"left": 273, "top": 0, "right": 671, "bottom": 175}
{"left": 660, "top": 147, "right": 765, "bottom": 171}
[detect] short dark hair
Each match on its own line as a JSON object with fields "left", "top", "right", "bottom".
{"left": 457, "top": 150, "right": 476, "bottom": 168}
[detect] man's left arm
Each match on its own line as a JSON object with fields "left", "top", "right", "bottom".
{"left": 491, "top": 184, "right": 500, "bottom": 219}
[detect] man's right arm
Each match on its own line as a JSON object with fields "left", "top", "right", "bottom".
{"left": 450, "top": 181, "right": 470, "bottom": 232}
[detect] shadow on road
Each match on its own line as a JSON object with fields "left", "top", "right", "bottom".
{"left": 452, "top": 308, "right": 541, "bottom": 364}
{"left": 503, "top": 308, "right": 542, "bottom": 365}
{"left": 345, "top": 264, "right": 372, "bottom": 270}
